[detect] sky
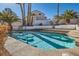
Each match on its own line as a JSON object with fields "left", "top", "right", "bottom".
{"left": 0, "top": 3, "right": 79, "bottom": 20}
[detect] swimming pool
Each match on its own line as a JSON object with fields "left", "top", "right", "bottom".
{"left": 11, "top": 31, "right": 76, "bottom": 50}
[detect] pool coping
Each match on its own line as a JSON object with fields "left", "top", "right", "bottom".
{"left": 4, "top": 36, "right": 79, "bottom": 56}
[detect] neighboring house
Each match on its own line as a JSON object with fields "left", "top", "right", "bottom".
{"left": 52, "top": 18, "right": 79, "bottom": 25}
{"left": 12, "top": 20, "right": 22, "bottom": 27}
{"left": 26, "top": 10, "right": 51, "bottom": 26}
{"left": 70, "top": 19, "right": 79, "bottom": 24}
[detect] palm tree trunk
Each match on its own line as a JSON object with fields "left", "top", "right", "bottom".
{"left": 8, "top": 23, "right": 12, "bottom": 31}
{"left": 53, "top": 3, "right": 60, "bottom": 28}
{"left": 66, "top": 19, "right": 70, "bottom": 24}
{"left": 31, "top": 16, "right": 33, "bottom": 26}
{"left": 23, "top": 3, "right": 26, "bottom": 26}
{"left": 8, "top": 23, "right": 12, "bottom": 35}
{"left": 19, "top": 3, "right": 26, "bottom": 26}
{"left": 57, "top": 3, "right": 59, "bottom": 17}
{"left": 27, "top": 3, "right": 31, "bottom": 26}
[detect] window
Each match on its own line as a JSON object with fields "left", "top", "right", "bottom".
{"left": 39, "top": 13, "right": 41, "bottom": 15}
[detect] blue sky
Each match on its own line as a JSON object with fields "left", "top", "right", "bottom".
{"left": 0, "top": 3, "right": 79, "bottom": 19}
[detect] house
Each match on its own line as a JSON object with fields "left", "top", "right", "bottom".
{"left": 26, "top": 10, "right": 51, "bottom": 26}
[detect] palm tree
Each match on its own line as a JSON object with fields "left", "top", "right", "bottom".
{"left": 62, "top": 9, "right": 79, "bottom": 24}
{"left": 54, "top": 9, "right": 79, "bottom": 24}
{"left": 0, "top": 8, "right": 19, "bottom": 32}
{"left": 56, "top": 3, "right": 60, "bottom": 24}
{"left": 57, "top": 3, "right": 60, "bottom": 17}
{"left": 17, "top": 3, "right": 26, "bottom": 26}
{"left": 52, "top": 3, "right": 60, "bottom": 28}
{"left": 27, "top": 3, "right": 32, "bottom": 26}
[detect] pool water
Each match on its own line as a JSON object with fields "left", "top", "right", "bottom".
{"left": 11, "top": 31, "right": 76, "bottom": 50}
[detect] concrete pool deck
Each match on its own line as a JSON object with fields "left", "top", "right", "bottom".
{"left": 4, "top": 36, "right": 79, "bottom": 56}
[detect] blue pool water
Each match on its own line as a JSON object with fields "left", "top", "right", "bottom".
{"left": 11, "top": 31, "right": 76, "bottom": 50}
